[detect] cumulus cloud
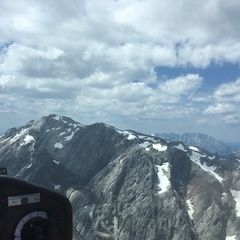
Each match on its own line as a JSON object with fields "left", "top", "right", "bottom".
{"left": 214, "top": 79, "right": 240, "bottom": 102}
{"left": 158, "top": 74, "right": 203, "bottom": 100}
{"left": 0, "top": 75, "right": 15, "bottom": 88}
{"left": 73, "top": 74, "right": 202, "bottom": 125}
{"left": 0, "top": 0, "right": 240, "bottom": 137}
{"left": 204, "top": 79, "right": 240, "bottom": 124}
{"left": 204, "top": 103, "right": 236, "bottom": 114}
{"left": 224, "top": 114, "right": 240, "bottom": 124}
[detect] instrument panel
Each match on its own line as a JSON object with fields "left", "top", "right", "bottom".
{"left": 0, "top": 176, "right": 72, "bottom": 240}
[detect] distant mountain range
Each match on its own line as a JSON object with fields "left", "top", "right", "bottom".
{"left": 156, "top": 132, "right": 240, "bottom": 156}
{"left": 0, "top": 114, "right": 240, "bottom": 240}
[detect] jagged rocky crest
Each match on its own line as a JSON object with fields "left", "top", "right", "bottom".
{"left": 0, "top": 114, "right": 240, "bottom": 240}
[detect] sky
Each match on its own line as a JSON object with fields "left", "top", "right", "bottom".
{"left": 0, "top": 0, "right": 240, "bottom": 142}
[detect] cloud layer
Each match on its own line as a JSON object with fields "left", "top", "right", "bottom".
{"left": 0, "top": 0, "right": 240, "bottom": 140}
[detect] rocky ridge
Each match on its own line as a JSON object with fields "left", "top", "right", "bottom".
{"left": 0, "top": 114, "right": 240, "bottom": 240}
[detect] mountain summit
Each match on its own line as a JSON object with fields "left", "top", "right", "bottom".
{"left": 0, "top": 115, "right": 240, "bottom": 240}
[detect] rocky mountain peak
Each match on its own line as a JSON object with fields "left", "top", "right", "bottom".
{"left": 0, "top": 115, "right": 240, "bottom": 240}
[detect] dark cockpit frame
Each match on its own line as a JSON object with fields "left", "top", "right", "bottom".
{"left": 0, "top": 169, "right": 72, "bottom": 240}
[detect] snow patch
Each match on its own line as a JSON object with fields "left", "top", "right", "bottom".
{"left": 138, "top": 135, "right": 147, "bottom": 139}
{"left": 0, "top": 136, "right": 11, "bottom": 144}
{"left": 139, "top": 141, "right": 151, "bottom": 150}
{"left": 26, "top": 162, "right": 32, "bottom": 169}
{"left": 189, "top": 146, "right": 199, "bottom": 152}
{"left": 155, "top": 163, "right": 170, "bottom": 194}
{"left": 117, "top": 130, "right": 137, "bottom": 140}
{"left": 152, "top": 143, "right": 167, "bottom": 152}
{"left": 59, "top": 132, "right": 66, "bottom": 136}
{"left": 186, "top": 199, "right": 194, "bottom": 219}
{"left": 135, "top": 134, "right": 158, "bottom": 143}
{"left": 175, "top": 143, "right": 187, "bottom": 152}
{"left": 226, "top": 235, "right": 237, "bottom": 240}
{"left": 75, "top": 127, "right": 81, "bottom": 132}
{"left": 10, "top": 128, "right": 29, "bottom": 144}
{"left": 222, "top": 192, "right": 227, "bottom": 198}
{"left": 23, "top": 134, "right": 35, "bottom": 145}
{"left": 70, "top": 123, "right": 83, "bottom": 128}
{"left": 65, "top": 132, "right": 74, "bottom": 141}
{"left": 189, "top": 151, "right": 223, "bottom": 183}
{"left": 53, "top": 160, "right": 60, "bottom": 165}
{"left": 208, "top": 155, "right": 216, "bottom": 160}
{"left": 53, "top": 115, "right": 61, "bottom": 121}
{"left": 145, "top": 147, "right": 150, "bottom": 151}
{"left": 230, "top": 189, "right": 240, "bottom": 217}
{"left": 54, "top": 142, "right": 63, "bottom": 149}
{"left": 126, "top": 133, "right": 137, "bottom": 140}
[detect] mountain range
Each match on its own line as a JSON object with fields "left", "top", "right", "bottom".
{"left": 157, "top": 132, "right": 240, "bottom": 156}
{"left": 0, "top": 114, "right": 240, "bottom": 240}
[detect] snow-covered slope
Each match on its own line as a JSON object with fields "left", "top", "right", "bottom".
{"left": 0, "top": 115, "right": 240, "bottom": 240}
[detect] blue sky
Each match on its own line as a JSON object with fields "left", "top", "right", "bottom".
{"left": 156, "top": 63, "right": 240, "bottom": 92}
{"left": 0, "top": 0, "right": 240, "bottom": 142}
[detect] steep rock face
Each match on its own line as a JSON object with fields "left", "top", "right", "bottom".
{"left": 184, "top": 147, "right": 240, "bottom": 240}
{"left": 169, "top": 149, "right": 192, "bottom": 197}
{"left": 57, "top": 122, "right": 134, "bottom": 183}
{"left": 75, "top": 147, "right": 195, "bottom": 240}
{"left": 0, "top": 115, "right": 240, "bottom": 240}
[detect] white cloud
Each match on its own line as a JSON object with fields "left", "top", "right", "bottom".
{"left": 0, "top": 75, "right": 15, "bottom": 88}
{"left": 214, "top": 79, "right": 240, "bottom": 103}
{"left": 204, "top": 79, "right": 240, "bottom": 124}
{"left": 178, "top": 43, "right": 240, "bottom": 68}
{"left": 0, "top": 0, "right": 240, "bottom": 138}
{"left": 192, "top": 96, "right": 211, "bottom": 103}
{"left": 204, "top": 103, "right": 236, "bottom": 114}
{"left": 0, "top": 44, "right": 65, "bottom": 78}
{"left": 72, "top": 74, "right": 202, "bottom": 123}
{"left": 158, "top": 74, "right": 203, "bottom": 99}
{"left": 224, "top": 114, "right": 240, "bottom": 124}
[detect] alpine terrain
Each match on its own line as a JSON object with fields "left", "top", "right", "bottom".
{"left": 0, "top": 115, "right": 240, "bottom": 240}
{"left": 157, "top": 132, "right": 236, "bottom": 156}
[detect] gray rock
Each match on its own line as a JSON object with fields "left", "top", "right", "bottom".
{"left": 0, "top": 114, "right": 240, "bottom": 240}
